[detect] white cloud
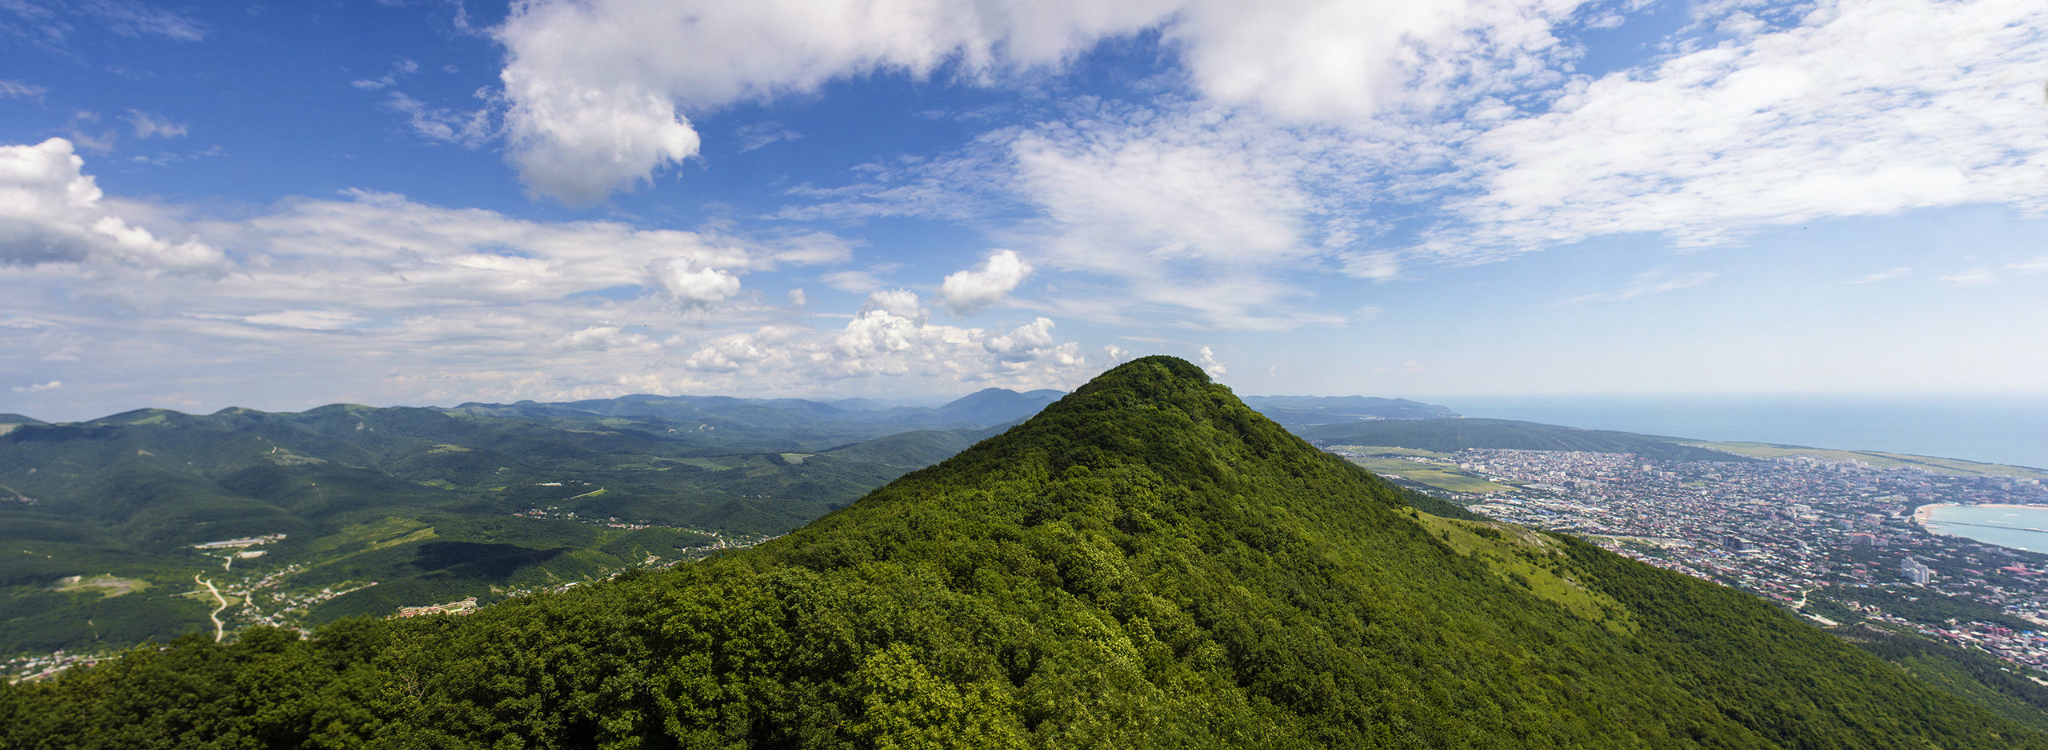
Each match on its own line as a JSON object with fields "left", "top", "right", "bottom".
{"left": 1940, "top": 268, "right": 2000, "bottom": 286}
{"left": 648, "top": 258, "right": 743, "bottom": 307}
{"left": 490, "top": 0, "right": 1588, "bottom": 204}
{"left": 560, "top": 325, "right": 658, "bottom": 352}
{"left": 822, "top": 270, "right": 885, "bottom": 293}
{"left": 2008, "top": 256, "right": 2048, "bottom": 274}
{"left": 735, "top": 121, "right": 801, "bottom": 152}
{"left": 0, "top": 80, "right": 47, "bottom": 99}
{"left": 386, "top": 92, "right": 493, "bottom": 148}
{"left": 79, "top": 0, "right": 205, "bottom": 41}
{"left": 861, "top": 289, "right": 927, "bottom": 325}
{"left": 11, "top": 380, "right": 61, "bottom": 394}
{"left": 1431, "top": 0, "right": 2048, "bottom": 257}
{"left": 937, "top": 249, "right": 1031, "bottom": 316}
{"left": 787, "top": 288, "right": 807, "bottom": 306}
{"left": 1560, "top": 270, "right": 1717, "bottom": 304}
{"left": 0, "top": 138, "right": 225, "bottom": 273}
{"left": 4, "top": 0, "right": 206, "bottom": 44}
{"left": 243, "top": 310, "right": 358, "bottom": 330}
{"left": 0, "top": 140, "right": 1102, "bottom": 410}
{"left": 124, "top": 110, "right": 187, "bottom": 139}
{"left": 498, "top": 64, "right": 701, "bottom": 205}
{"left": 1197, "top": 345, "right": 1226, "bottom": 375}
{"left": 1848, "top": 267, "right": 1913, "bottom": 284}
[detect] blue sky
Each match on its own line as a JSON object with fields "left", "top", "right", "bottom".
{"left": 2, "top": 0, "right": 2044, "bottom": 421}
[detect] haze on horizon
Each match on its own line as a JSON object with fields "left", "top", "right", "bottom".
{"left": 2, "top": 0, "right": 2044, "bottom": 423}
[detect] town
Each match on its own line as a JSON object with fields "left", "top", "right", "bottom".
{"left": 1336, "top": 444, "right": 2048, "bottom": 674}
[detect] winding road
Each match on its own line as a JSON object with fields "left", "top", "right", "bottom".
{"left": 195, "top": 574, "right": 228, "bottom": 642}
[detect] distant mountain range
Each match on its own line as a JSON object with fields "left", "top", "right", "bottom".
{"left": 1238, "top": 395, "right": 1459, "bottom": 428}
{"left": 5, "top": 357, "right": 2038, "bottom": 747}
{"left": 0, "top": 388, "right": 1059, "bottom": 656}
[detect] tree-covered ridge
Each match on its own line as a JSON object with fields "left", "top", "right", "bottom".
{"left": 0, "top": 401, "right": 1005, "bottom": 656}
{"left": 3, "top": 357, "right": 2041, "bottom": 748}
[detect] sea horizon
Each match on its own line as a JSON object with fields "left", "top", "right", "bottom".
{"left": 1428, "top": 393, "right": 2048, "bottom": 471}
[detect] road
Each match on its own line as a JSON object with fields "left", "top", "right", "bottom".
{"left": 195, "top": 574, "right": 228, "bottom": 642}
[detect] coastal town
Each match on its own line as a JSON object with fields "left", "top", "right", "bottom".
{"left": 1331, "top": 443, "right": 2048, "bottom": 674}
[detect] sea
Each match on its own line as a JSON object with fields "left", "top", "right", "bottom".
{"left": 1922, "top": 505, "right": 2048, "bottom": 553}
{"left": 1435, "top": 394, "right": 2048, "bottom": 470}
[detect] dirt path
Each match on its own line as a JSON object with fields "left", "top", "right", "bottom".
{"left": 195, "top": 574, "right": 228, "bottom": 642}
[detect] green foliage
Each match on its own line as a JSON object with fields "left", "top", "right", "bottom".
{"left": 1840, "top": 626, "right": 2048, "bottom": 733}
{"left": 0, "top": 406, "right": 1000, "bottom": 654}
{"left": 1824, "top": 585, "right": 2038, "bottom": 632}
{"left": 2, "top": 357, "right": 2040, "bottom": 748}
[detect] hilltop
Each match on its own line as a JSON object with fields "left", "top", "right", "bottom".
{"left": 3, "top": 357, "right": 2038, "bottom": 748}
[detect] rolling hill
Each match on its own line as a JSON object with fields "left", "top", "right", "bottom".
{"left": 3, "top": 357, "right": 2037, "bottom": 748}
{"left": 0, "top": 389, "right": 1058, "bottom": 656}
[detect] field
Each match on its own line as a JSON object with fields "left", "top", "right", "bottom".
{"left": 1331, "top": 447, "right": 1513, "bottom": 494}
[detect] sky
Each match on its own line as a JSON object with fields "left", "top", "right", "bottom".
{"left": 1, "top": 0, "right": 2044, "bottom": 422}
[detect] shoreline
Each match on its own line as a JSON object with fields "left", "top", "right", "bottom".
{"left": 1913, "top": 503, "right": 1958, "bottom": 528}
{"left": 1914, "top": 502, "right": 2048, "bottom": 525}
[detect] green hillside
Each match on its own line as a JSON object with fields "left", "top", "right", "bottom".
{"left": 2, "top": 357, "right": 2038, "bottom": 748}
{"left": 1300, "top": 417, "right": 1753, "bottom": 462}
{"left": 0, "top": 405, "right": 996, "bottom": 656}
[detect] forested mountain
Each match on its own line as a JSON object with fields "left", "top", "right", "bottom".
{"left": 0, "top": 390, "right": 1044, "bottom": 657}
{"left": 3, "top": 357, "right": 2038, "bottom": 748}
{"left": 1300, "top": 416, "right": 1750, "bottom": 462}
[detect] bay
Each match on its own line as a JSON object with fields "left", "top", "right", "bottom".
{"left": 1920, "top": 504, "right": 2048, "bottom": 553}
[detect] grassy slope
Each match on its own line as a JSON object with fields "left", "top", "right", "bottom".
{"left": 2, "top": 357, "right": 2039, "bottom": 749}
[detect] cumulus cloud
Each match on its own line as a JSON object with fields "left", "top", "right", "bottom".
{"left": 860, "top": 289, "right": 927, "bottom": 325}
{"left": 0, "top": 138, "right": 225, "bottom": 272}
{"left": 560, "top": 324, "right": 659, "bottom": 352}
{"left": 0, "top": 138, "right": 1099, "bottom": 412}
{"left": 938, "top": 249, "right": 1030, "bottom": 316}
{"left": 648, "top": 258, "right": 743, "bottom": 308}
{"left": 1197, "top": 345, "right": 1226, "bottom": 375}
{"left": 490, "top": 0, "right": 1584, "bottom": 203}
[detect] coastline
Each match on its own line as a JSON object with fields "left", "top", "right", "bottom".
{"left": 1915, "top": 502, "right": 2048, "bottom": 525}
{"left": 1913, "top": 502, "right": 1958, "bottom": 528}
